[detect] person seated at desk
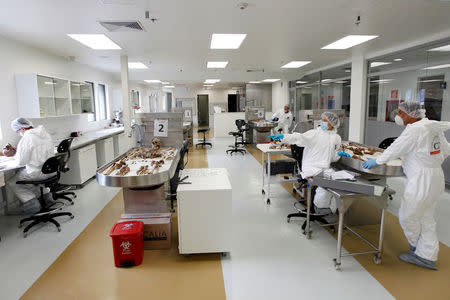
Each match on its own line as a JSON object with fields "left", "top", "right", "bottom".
{"left": 270, "top": 111, "right": 344, "bottom": 218}
{"left": 3, "top": 118, "right": 54, "bottom": 213}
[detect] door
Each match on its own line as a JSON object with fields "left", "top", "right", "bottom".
{"left": 228, "top": 94, "right": 238, "bottom": 112}
{"left": 166, "top": 92, "right": 173, "bottom": 112}
{"left": 197, "top": 95, "right": 209, "bottom": 127}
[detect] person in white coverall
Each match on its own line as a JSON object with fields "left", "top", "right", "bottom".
{"left": 270, "top": 111, "right": 343, "bottom": 215}
{"left": 4, "top": 118, "right": 55, "bottom": 214}
{"left": 271, "top": 105, "right": 293, "bottom": 134}
{"left": 363, "top": 101, "right": 450, "bottom": 270}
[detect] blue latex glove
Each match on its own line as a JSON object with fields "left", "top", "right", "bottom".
{"left": 362, "top": 158, "right": 378, "bottom": 169}
{"left": 337, "top": 151, "right": 351, "bottom": 157}
{"left": 269, "top": 134, "right": 284, "bottom": 141}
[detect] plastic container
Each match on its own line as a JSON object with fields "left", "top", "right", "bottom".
{"left": 109, "top": 220, "right": 144, "bottom": 267}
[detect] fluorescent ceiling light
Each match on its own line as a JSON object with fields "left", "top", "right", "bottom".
{"left": 204, "top": 84, "right": 214, "bottom": 87}
{"left": 321, "top": 79, "right": 333, "bottom": 82}
{"left": 321, "top": 35, "right": 378, "bottom": 50}
{"left": 164, "top": 85, "right": 175, "bottom": 88}
{"left": 207, "top": 61, "right": 229, "bottom": 68}
{"left": 281, "top": 61, "right": 311, "bottom": 69}
{"left": 161, "top": 81, "right": 170, "bottom": 85}
{"left": 204, "top": 79, "right": 221, "bottom": 84}
{"left": 422, "top": 64, "right": 450, "bottom": 70}
{"left": 296, "top": 81, "right": 308, "bottom": 84}
{"left": 334, "top": 80, "right": 347, "bottom": 84}
{"left": 344, "top": 69, "right": 351, "bottom": 73}
{"left": 248, "top": 81, "right": 261, "bottom": 84}
{"left": 393, "top": 58, "right": 403, "bottom": 62}
{"left": 370, "top": 62, "right": 392, "bottom": 68}
{"left": 210, "top": 34, "right": 247, "bottom": 49}
{"left": 370, "top": 79, "right": 393, "bottom": 83}
{"left": 428, "top": 44, "right": 450, "bottom": 52}
{"left": 419, "top": 79, "right": 443, "bottom": 83}
{"left": 262, "top": 79, "right": 280, "bottom": 82}
{"left": 144, "top": 80, "right": 161, "bottom": 83}
{"left": 44, "top": 81, "right": 55, "bottom": 85}
{"left": 128, "top": 62, "right": 148, "bottom": 69}
{"left": 67, "top": 34, "right": 121, "bottom": 50}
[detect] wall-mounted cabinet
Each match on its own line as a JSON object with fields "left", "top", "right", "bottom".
{"left": 15, "top": 74, "right": 96, "bottom": 118}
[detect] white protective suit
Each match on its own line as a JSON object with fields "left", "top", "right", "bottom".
{"left": 282, "top": 127, "right": 341, "bottom": 212}
{"left": 376, "top": 118, "right": 450, "bottom": 261}
{"left": 7, "top": 126, "right": 55, "bottom": 203}
{"left": 272, "top": 109, "right": 293, "bottom": 134}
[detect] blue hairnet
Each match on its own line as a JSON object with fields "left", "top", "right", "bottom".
{"left": 11, "top": 117, "right": 33, "bottom": 132}
{"left": 398, "top": 101, "right": 426, "bottom": 119}
{"left": 322, "top": 111, "right": 340, "bottom": 128}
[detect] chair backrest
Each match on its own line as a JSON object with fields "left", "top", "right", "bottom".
{"left": 236, "top": 119, "right": 246, "bottom": 131}
{"left": 57, "top": 138, "right": 73, "bottom": 172}
{"left": 378, "top": 137, "right": 397, "bottom": 149}
{"left": 290, "top": 144, "right": 305, "bottom": 170}
{"left": 41, "top": 156, "right": 61, "bottom": 175}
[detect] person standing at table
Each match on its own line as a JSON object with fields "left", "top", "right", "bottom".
{"left": 271, "top": 105, "right": 293, "bottom": 134}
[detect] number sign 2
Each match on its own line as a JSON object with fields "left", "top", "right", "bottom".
{"left": 154, "top": 119, "right": 169, "bottom": 137}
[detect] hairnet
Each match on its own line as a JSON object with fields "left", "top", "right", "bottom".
{"left": 322, "top": 111, "right": 340, "bottom": 128}
{"left": 398, "top": 101, "right": 426, "bottom": 119}
{"left": 11, "top": 117, "right": 33, "bottom": 132}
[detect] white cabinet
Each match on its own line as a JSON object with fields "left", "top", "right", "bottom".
{"left": 113, "top": 133, "right": 129, "bottom": 156}
{"left": 177, "top": 168, "right": 232, "bottom": 254}
{"left": 70, "top": 81, "right": 95, "bottom": 115}
{"left": 60, "top": 144, "right": 98, "bottom": 185}
{"left": 96, "top": 137, "right": 114, "bottom": 167}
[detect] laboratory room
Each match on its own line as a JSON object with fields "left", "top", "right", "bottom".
{"left": 1, "top": 1, "right": 450, "bottom": 300}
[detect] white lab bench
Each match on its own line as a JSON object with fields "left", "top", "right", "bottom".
{"left": 177, "top": 168, "right": 232, "bottom": 255}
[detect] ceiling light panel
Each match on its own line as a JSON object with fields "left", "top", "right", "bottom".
{"left": 67, "top": 34, "right": 121, "bottom": 50}
{"left": 207, "top": 61, "right": 229, "bottom": 68}
{"left": 393, "top": 58, "right": 403, "bottom": 62}
{"left": 248, "top": 81, "right": 261, "bottom": 84}
{"left": 321, "top": 35, "right": 378, "bottom": 50}
{"left": 144, "top": 80, "right": 161, "bottom": 83}
{"left": 161, "top": 81, "right": 170, "bottom": 85}
{"left": 423, "top": 64, "right": 450, "bottom": 70}
{"left": 204, "top": 79, "right": 221, "bottom": 83}
{"left": 164, "top": 85, "right": 175, "bottom": 88}
{"left": 210, "top": 34, "right": 247, "bottom": 49}
{"left": 428, "top": 45, "right": 450, "bottom": 52}
{"left": 296, "top": 81, "right": 308, "bottom": 84}
{"left": 128, "top": 62, "right": 148, "bottom": 69}
{"left": 281, "top": 61, "right": 311, "bottom": 68}
{"left": 370, "top": 62, "right": 392, "bottom": 68}
{"left": 262, "top": 79, "right": 280, "bottom": 82}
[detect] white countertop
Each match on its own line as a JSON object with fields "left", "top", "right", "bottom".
{"left": 54, "top": 127, "right": 124, "bottom": 150}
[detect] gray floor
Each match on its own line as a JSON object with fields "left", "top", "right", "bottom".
{"left": 0, "top": 180, "right": 120, "bottom": 300}
{"left": 207, "top": 138, "right": 394, "bottom": 300}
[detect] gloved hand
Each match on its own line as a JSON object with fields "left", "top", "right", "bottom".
{"left": 269, "top": 134, "right": 284, "bottom": 141}
{"left": 337, "top": 151, "right": 351, "bottom": 157}
{"left": 362, "top": 158, "right": 378, "bottom": 169}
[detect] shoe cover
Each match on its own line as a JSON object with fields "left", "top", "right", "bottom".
{"left": 398, "top": 253, "right": 437, "bottom": 270}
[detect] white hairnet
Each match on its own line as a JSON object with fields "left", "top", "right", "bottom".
{"left": 398, "top": 101, "right": 426, "bottom": 119}
{"left": 322, "top": 111, "right": 340, "bottom": 128}
{"left": 11, "top": 117, "right": 33, "bottom": 132}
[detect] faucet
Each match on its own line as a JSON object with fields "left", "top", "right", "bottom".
{"left": 129, "top": 123, "right": 145, "bottom": 146}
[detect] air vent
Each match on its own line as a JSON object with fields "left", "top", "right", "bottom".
{"left": 246, "top": 69, "right": 264, "bottom": 73}
{"left": 99, "top": 21, "right": 145, "bottom": 32}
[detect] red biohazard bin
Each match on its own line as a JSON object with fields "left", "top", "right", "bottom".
{"left": 109, "top": 221, "right": 144, "bottom": 267}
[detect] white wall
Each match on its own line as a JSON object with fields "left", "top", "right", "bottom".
{"left": 0, "top": 34, "right": 119, "bottom": 145}
{"left": 272, "top": 80, "right": 289, "bottom": 113}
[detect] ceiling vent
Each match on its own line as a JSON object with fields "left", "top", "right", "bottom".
{"left": 246, "top": 69, "right": 264, "bottom": 73}
{"left": 99, "top": 21, "right": 145, "bottom": 32}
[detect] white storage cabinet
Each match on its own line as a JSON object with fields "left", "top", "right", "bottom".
{"left": 96, "top": 137, "right": 114, "bottom": 167}
{"left": 60, "top": 144, "right": 98, "bottom": 185}
{"left": 177, "top": 168, "right": 232, "bottom": 254}
{"left": 113, "top": 133, "right": 129, "bottom": 157}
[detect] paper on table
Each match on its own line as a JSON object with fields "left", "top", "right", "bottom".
{"left": 323, "top": 169, "right": 356, "bottom": 180}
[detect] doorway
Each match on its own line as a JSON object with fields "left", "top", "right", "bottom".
{"left": 197, "top": 94, "right": 209, "bottom": 127}
{"left": 166, "top": 92, "right": 173, "bottom": 112}
{"left": 228, "top": 94, "right": 238, "bottom": 112}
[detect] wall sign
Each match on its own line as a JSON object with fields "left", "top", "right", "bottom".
{"left": 154, "top": 119, "right": 169, "bottom": 137}
{"left": 391, "top": 90, "right": 398, "bottom": 99}
{"left": 257, "top": 110, "right": 264, "bottom": 119}
{"left": 184, "top": 110, "right": 191, "bottom": 118}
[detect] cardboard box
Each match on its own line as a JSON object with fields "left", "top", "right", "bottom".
{"left": 119, "top": 213, "right": 172, "bottom": 250}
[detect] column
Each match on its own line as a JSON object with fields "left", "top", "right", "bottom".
{"left": 349, "top": 53, "right": 368, "bottom": 142}
{"left": 120, "top": 55, "right": 133, "bottom": 149}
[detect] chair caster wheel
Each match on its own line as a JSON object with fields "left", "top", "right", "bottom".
{"left": 23, "top": 232, "right": 27, "bottom": 238}
{"left": 266, "top": 199, "right": 271, "bottom": 205}
{"left": 57, "top": 227, "right": 61, "bottom": 232}
{"left": 74, "top": 195, "right": 77, "bottom": 199}
{"left": 262, "top": 189, "right": 265, "bottom": 194}
{"left": 70, "top": 215, "right": 74, "bottom": 219}
{"left": 70, "top": 202, "right": 74, "bottom": 205}
{"left": 333, "top": 258, "right": 341, "bottom": 270}
{"left": 373, "top": 254, "right": 382, "bottom": 264}
{"left": 18, "top": 223, "right": 23, "bottom": 229}
{"left": 293, "top": 188, "right": 296, "bottom": 194}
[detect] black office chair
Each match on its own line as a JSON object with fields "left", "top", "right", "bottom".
{"left": 53, "top": 138, "right": 77, "bottom": 205}
{"left": 378, "top": 137, "right": 397, "bottom": 149}
{"left": 17, "top": 156, "right": 74, "bottom": 237}
{"left": 235, "top": 119, "right": 250, "bottom": 146}
{"left": 286, "top": 144, "right": 333, "bottom": 233}
{"left": 168, "top": 141, "right": 190, "bottom": 212}
{"left": 196, "top": 128, "right": 212, "bottom": 148}
{"left": 227, "top": 120, "right": 246, "bottom": 155}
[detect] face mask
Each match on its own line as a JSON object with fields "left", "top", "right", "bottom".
{"left": 20, "top": 132, "right": 24, "bottom": 137}
{"left": 394, "top": 115, "right": 404, "bottom": 126}
{"left": 320, "top": 121, "right": 329, "bottom": 131}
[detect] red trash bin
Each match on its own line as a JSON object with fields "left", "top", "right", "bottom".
{"left": 109, "top": 220, "right": 144, "bottom": 267}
